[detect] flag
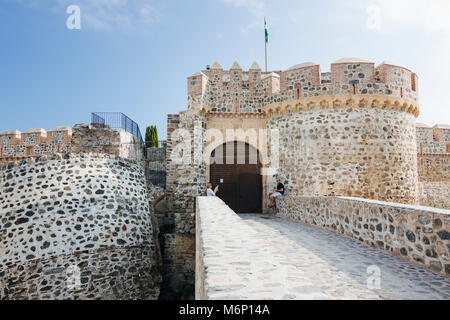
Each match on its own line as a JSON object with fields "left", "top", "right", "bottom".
{"left": 265, "top": 18, "right": 269, "bottom": 44}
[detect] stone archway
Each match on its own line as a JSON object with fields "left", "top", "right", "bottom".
{"left": 209, "top": 141, "right": 262, "bottom": 213}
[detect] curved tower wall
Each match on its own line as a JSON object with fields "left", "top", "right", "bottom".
{"left": 268, "top": 106, "right": 418, "bottom": 204}
{"left": 0, "top": 156, "right": 161, "bottom": 299}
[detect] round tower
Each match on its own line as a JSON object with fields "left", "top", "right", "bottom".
{"left": 266, "top": 58, "right": 419, "bottom": 204}
{"left": 192, "top": 58, "right": 420, "bottom": 207}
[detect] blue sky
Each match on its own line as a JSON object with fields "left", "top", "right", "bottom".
{"left": 1, "top": 0, "right": 449, "bottom": 139}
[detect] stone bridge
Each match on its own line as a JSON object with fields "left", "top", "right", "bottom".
{"left": 195, "top": 197, "right": 450, "bottom": 300}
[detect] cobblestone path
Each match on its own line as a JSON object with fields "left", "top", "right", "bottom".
{"left": 239, "top": 214, "right": 450, "bottom": 300}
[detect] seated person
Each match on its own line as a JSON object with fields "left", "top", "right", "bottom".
{"left": 269, "top": 178, "right": 285, "bottom": 208}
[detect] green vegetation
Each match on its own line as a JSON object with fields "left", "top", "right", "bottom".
{"left": 145, "top": 125, "right": 159, "bottom": 148}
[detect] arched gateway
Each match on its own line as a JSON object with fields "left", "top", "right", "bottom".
{"left": 210, "top": 142, "right": 262, "bottom": 213}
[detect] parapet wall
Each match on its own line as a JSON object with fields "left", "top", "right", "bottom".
{"left": 0, "top": 127, "right": 72, "bottom": 162}
{"left": 276, "top": 196, "right": 449, "bottom": 276}
{"left": 0, "top": 155, "right": 161, "bottom": 299}
{"left": 189, "top": 59, "right": 419, "bottom": 115}
{"left": 416, "top": 124, "right": 450, "bottom": 209}
{"left": 0, "top": 124, "right": 144, "bottom": 163}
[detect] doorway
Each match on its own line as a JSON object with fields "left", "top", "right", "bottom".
{"left": 209, "top": 142, "right": 262, "bottom": 213}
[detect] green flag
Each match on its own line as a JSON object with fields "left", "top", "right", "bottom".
{"left": 265, "top": 18, "right": 268, "bottom": 44}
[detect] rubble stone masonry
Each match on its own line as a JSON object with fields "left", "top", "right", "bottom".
{"left": 162, "top": 111, "right": 206, "bottom": 299}
{"left": 268, "top": 108, "right": 418, "bottom": 204}
{"left": 416, "top": 124, "right": 450, "bottom": 209}
{"left": 0, "top": 155, "right": 162, "bottom": 299}
{"left": 277, "top": 196, "right": 449, "bottom": 276}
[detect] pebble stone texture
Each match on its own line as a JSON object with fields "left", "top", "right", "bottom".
{"left": 276, "top": 196, "right": 450, "bottom": 276}
{"left": 416, "top": 124, "right": 450, "bottom": 210}
{"left": 0, "top": 128, "right": 72, "bottom": 162}
{"left": 196, "top": 197, "right": 450, "bottom": 300}
{"left": 0, "top": 154, "right": 162, "bottom": 300}
{"left": 0, "top": 124, "right": 144, "bottom": 163}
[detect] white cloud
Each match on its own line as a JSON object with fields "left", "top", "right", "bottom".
{"left": 220, "top": 0, "right": 267, "bottom": 33}
{"left": 139, "top": 4, "right": 161, "bottom": 24}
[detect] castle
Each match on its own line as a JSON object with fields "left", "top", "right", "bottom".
{"left": 0, "top": 58, "right": 449, "bottom": 300}
{"left": 167, "top": 58, "right": 448, "bottom": 213}
{"left": 164, "top": 58, "right": 449, "bottom": 294}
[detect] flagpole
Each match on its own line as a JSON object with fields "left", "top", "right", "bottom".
{"left": 264, "top": 17, "right": 268, "bottom": 73}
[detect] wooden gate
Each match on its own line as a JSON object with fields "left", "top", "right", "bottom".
{"left": 210, "top": 142, "right": 262, "bottom": 213}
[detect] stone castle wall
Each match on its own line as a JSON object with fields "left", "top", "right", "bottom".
{"left": 416, "top": 125, "right": 450, "bottom": 209}
{"left": 0, "top": 124, "right": 143, "bottom": 163}
{"left": 0, "top": 155, "right": 161, "bottom": 299}
{"left": 161, "top": 111, "right": 206, "bottom": 299}
{"left": 268, "top": 108, "right": 418, "bottom": 204}
{"left": 277, "top": 196, "right": 450, "bottom": 276}
{"left": 188, "top": 59, "right": 419, "bottom": 115}
{"left": 0, "top": 127, "right": 72, "bottom": 162}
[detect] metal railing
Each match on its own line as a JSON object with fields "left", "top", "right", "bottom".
{"left": 91, "top": 112, "right": 145, "bottom": 147}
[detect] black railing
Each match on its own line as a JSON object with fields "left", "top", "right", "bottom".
{"left": 91, "top": 112, "right": 145, "bottom": 147}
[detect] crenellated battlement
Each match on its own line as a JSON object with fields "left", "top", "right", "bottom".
{"left": 0, "top": 127, "right": 72, "bottom": 161}
{"left": 0, "top": 124, "right": 145, "bottom": 163}
{"left": 188, "top": 58, "right": 419, "bottom": 117}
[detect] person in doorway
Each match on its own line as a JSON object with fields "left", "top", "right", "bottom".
{"left": 269, "top": 178, "right": 285, "bottom": 208}
{"left": 206, "top": 183, "right": 218, "bottom": 197}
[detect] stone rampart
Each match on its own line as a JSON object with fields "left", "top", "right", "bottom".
{"left": 71, "top": 124, "right": 144, "bottom": 161}
{"left": 0, "top": 127, "right": 72, "bottom": 162}
{"left": 0, "top": 155, "right": 161, "bottom": 299}
{"left": 189, "top": 59, "right": 419, "bottom": 116}
{"left": 146, "top": 147, "right": 166, "bottom": 189}
{"left": 416, "top": 124, "right": 449, "bottom": 209}
{"left": 276, "top": 196, "right": 449, "bottom": 276}
{"left": 269, "top": 108, "right": 418, "bottom": 204}
{"left": 0, "top": 124, "right": 144, "bottom": 163}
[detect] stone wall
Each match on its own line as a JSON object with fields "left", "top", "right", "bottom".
{"left": 0, "top": 128, "right": 72, "bottom": 162}
{"left": 71, "top": 124, "right": 144, "bottom": 161}
{"left": 146, "top": 147, "right": 166, "bottom": 189}
{"left": 188, "top": 59, "right": 419, "bottom": 114}
{"left": 268, "top": 108, "right": 418, "bottom": 205}
{"left": 418, "top": 156, "right": 449, "bottom": 210}
{"left": 0, "top": 155, "right": 162, "bottom": 299}
{"left": 185, "top": 58, "right": 422, "bottom": 210}
{"left": 160, "top": 111, "right": 206, "bottom": 299}
{"left": 0, "top": 124, "right": 144, "bottom": 163}
{"left": 276, "top": 196, "right": 449, "bottom": 276}
{"left": 416, "top": 124, "right": 450, "bottom": 209}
